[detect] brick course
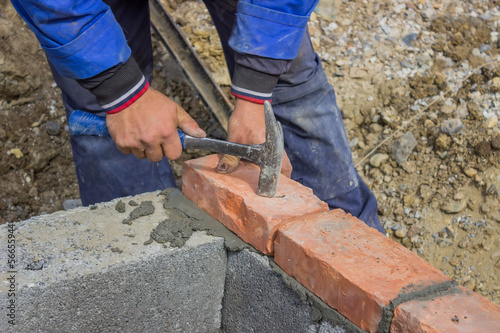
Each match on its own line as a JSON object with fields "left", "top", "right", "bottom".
{"left": 182, "top": 154, "right": 328, "bottom": 254}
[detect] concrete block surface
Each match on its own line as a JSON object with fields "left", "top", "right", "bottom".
{"left": 1, "top": 191, "right": 226, "bottom": 333}
{"left": 221, "top": 249, "right": 347, "bottom": 333}
{"left": 222, "top": 249, "right": 317, "bottom": 332}
{"left": 182, "top": 154, "right": 328, "bottom": 254}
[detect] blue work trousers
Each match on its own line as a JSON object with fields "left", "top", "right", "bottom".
{"left": 49, "top": 0, "right": 384, "bottom": 233}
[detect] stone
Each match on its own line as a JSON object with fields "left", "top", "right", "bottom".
{"left": 402, "top": 33, "right": 418, "bottom": 47}
{"left": 274, "top": 210, "right": 451, "bottom": 333}
{"left": 182, "top": 155, "right": 328, "bottom": 255}
{"left": 485, "top": 115, "right": 498, "bottom": 128}
{"left": 492, "top": 135, "right": 500, "bottom": 150}
{"left": 464, "top": 167, "right": 478, "bottom": 178}
{"left": 395, "top": 228, "right": 407, "bottom": 238}
{"left": 436, "top": 134, "right": 451, "bottom": 150}
{"left": 44, "top": 120, "right": 61, "bottom": 136}
{"left": 115, "top": 200, "right": 126, "bottom": 213}
{"left": 441, "top": 200, "right": 467, "bottom": 214}
{"left": 62, "top": 199, "right": 82, "bottom": 211}
{"left": 369, "top": 153, "right": 389, "bottom": 168}
{"left": 407, "top": 225, "right": 422, "bottom": 238}
{"left": 475, "top": 140, "right": 491, "bottom": 156}
{"left": 28, "top": 148, "right": 59, "bottom": 171}
{"left": 391, "top": 286, "right": 500, "bottom": 333}
{"left": 10, "top": 148, "right": 23, "bottom": 158}
{"left": 392, "top": 131, "right": 418, "bottom": 165}
{"left": 440, "top": 118, "right": 464, "bottom": 135}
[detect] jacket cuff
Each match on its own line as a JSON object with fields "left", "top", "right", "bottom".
{"left": 231, "top": 63, "right": 279, "bottom": 104}
{"left": 77, "top": 57, "right": 149, "bottom": 113}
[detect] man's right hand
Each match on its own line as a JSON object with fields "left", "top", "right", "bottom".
{"left": 106, "top": 87, "right": 206, "bottom": 162}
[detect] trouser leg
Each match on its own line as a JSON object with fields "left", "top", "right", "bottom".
{"left": 204, "top": 0, "right": 383, "bottom": 232}
{"left": 48, "top": 0, "right": 176, "bottom": 205}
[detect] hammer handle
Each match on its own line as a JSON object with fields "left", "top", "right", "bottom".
{"left": 68, "top": 110, "right": 186, "bottom": 148}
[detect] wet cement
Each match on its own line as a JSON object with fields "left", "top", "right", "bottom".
{"left": 122, "top": 200, "right": 155, "bottom": 225}
{"left": 159, "top": 188, "right": 250, "bottom": 252}
{"left": 378, "top": 280, "right": 460, "bottom": 333}
{"left": 115, "top": 200, "right": 126, "bottom": 213}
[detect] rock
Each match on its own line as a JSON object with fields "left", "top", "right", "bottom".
{"left": 454, "top": 192, "right": 465, "bottom": 200}
{"left": 10, "top": 148, "right": 23, "bottom": 158}
{"left": 402, "top": 33, "right": 418, "bottom": 47}
{"left": 350, "top": 68, "right": 367, "bottom": 79}
{"left": 192, "top": 29, "right": 210, "bottom": 38}
{"left": 464, "top": 279, "right": 476, "bottom": 290}
{"left": 484, "top": 115, "right": 498, "bottom": 129}
{"left": 436, "top": 134, "right": 451, "bottom": 150}
{"left": 441, "top": 200, "right": 467, "bottom": 214}
{"left": 475, "top": 140, "right": 491, "bottom": 156}
{"left": 407, "top": 225, "right": 421, "bottom": 238}
{"left": 492, "top": 135, "right": 500, "bottom": 150}
{"left": 369, "top": 153, "right": 389, "bottom": 168}
{"left": 490, "top": 77, "right": 500, "bottom": 92}
{"left": 0, "top": 127, "right": 6, "bottom": 140}
{"left": 481, "top": 203, "right": 491, "bottom": 214}
{"left": 440, "top": 118, "right": 464, "bottom": 135}
{"left": 115, "top": 200, "right": 126, "bottom": 213}
{"left": 28, "top": 148, "right": 59, "bottom": 171}
{"left": 44, "top": 120, "right": 61, "bottom": 136}
{"left": 28, "top": 187, "right": 38, "bottom": 197}
{"left": 464, "top": 167, "right": 478, "bottom": 178}
{"left": 420, "top": 7, "right": 436, "bottom": 20}
{"left": 392, "top": 131, "right": 417, "bottom": 165}
{"left": 63, "top": 199, "right": 82, "bottom": 210}
{"left": 395, "top": 228, "right": 406, "bottom": 238}
{"left": 449, "top": 257, "right": 461, "bottom": 267}
{"left": 491, "top": 249, "right": 500, "bottom": 261}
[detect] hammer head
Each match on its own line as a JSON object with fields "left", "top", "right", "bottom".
{"left": 255, "top": 101, "right": 284, "bottom": 197}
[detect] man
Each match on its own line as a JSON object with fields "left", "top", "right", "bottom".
{"left": 10, "top": 0, "right": 384, "bottom": 232}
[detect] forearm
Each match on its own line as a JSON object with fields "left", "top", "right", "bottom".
{"left": 10, "top": 0, "right": 146, "bottom": 113}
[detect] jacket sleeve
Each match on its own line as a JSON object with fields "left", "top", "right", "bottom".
{"left": 229, "top": 0, "right": 319, "bottom": 104}
{"left": 10, "top": 0, "right": 148, "bottom": 113}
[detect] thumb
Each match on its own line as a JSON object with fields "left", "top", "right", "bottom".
{"left": 216, "top": 154, "right": 240, "bottom": 174}
{"left": 176, "top": 104, "right": 206, "bottom": 138}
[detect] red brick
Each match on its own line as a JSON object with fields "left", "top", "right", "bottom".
{"left": 391, "top": 286, "right": 500, "bottom": 333}
{"left": 182, "top": 154, "right": 328, "bottom": 254}
{"left": 274, "top": 210, "right": 451, "bottom": 333}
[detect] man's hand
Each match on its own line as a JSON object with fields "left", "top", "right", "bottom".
{"left": 216, "top": 98, "right": 292, "bottom": 177}
{"left": 106, "top": 87, "right": 206, "bottom": 162}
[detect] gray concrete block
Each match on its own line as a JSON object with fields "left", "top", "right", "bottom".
{"left": 222, "top": 249, "right": 317, "bottom": 332}
{"left": 1, "top": 192, "right": 226, "bottom": 333}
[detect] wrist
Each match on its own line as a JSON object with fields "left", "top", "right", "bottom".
{"left": 77, "top": 56, "right": 149, "bottom": 114}
{"left": 230, "top": 63, "right": 278, "bottom": 104}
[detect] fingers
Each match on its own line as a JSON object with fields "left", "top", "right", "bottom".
{"left": 216, "top": 154, "right": 240, "bottom": 174}
{"left": 131, "top": 148, "right": 147, "bottom": 159}
{"left": 281, "top": 151, "right": 293, "bottom": 178}
{"left": 176, "top": 104, "right": 206, "bottom": 138}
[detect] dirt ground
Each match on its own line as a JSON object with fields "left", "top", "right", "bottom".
{"left": 1, "top": 0, "right": 499, "bottom": 305}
